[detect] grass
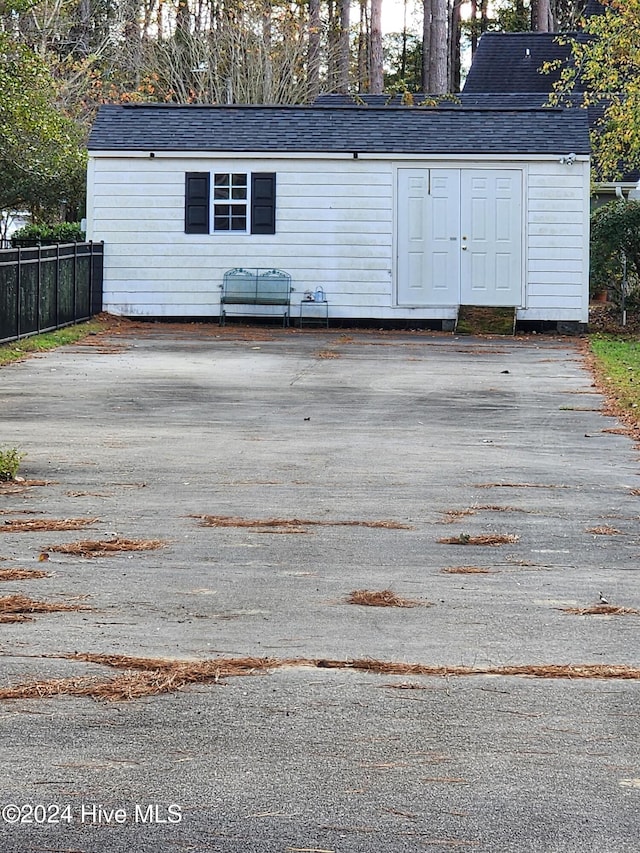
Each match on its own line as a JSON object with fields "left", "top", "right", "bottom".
{"left": 0, "top": 318, "right": 109, "bottom": 367}
{"left": 590, "top": 336, "right": 640, "bottom": 436}
{"left": 0, "top": 447, "right": 24, "bottom": 481}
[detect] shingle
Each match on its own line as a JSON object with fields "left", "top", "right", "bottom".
{"left": 463, "top": 32, "right": 590, "bottom": 94}
{"left": 88, "top": 103, "right": 590, "bottom": 155}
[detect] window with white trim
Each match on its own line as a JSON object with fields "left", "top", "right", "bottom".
{"left": 213, "top": 173, "right": 248, "bottom": 232}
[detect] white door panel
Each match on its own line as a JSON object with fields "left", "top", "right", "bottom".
{"left": 460, "top": 170, "right": 523, "bottom": 306}
{"left": 397, "top": 168, "right": 523, "bottom": 308}
{"left": 397, "top": 169, "right": 460, "bottom": 306}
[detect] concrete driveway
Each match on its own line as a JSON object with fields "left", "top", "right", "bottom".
{"left": 0, "top": 324, "right": 638, "bottom": 852}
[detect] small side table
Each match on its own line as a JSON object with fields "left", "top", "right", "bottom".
{"left": 299, "top": 298, "right": 329, "bottom": 328}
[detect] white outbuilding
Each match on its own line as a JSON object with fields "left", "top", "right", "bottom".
{"left": 87, "top": 101, "right": 591, "bottom": 329}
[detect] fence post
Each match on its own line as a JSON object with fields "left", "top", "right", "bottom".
{"left": 73, "top": 242, "right": 78, "bottom": 321}
{"left": 36, "top": 244, "right": 42, "bottom": 334}
{"left": 16, "top": 247, "right": 21, "bottom": 339}
{"left": 55, "top": 243, "right": 60, "bottom": 328}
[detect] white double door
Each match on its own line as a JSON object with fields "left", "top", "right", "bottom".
{"left": 397, "top": 168, "right": 523, "bottom": 307}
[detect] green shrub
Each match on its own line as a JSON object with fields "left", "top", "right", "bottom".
{"left": 0, "top": 447, "right": 24, "bottom": 481}
{"left": 590, "top": 200, "right": 640, "bottom": 308}
{"left": 11, "top": 222, "right": 85, "bottom": 246}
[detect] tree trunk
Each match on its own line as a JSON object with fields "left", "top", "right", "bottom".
{"left": 470, "top": 0, "right": 477, "bottom": 55}
{"left": 262, "top": 4, "right": 273, "bottom": 102}
{"left": 422, "top": 0, "right": 432, "bottom": 91}
{"left": 308, "top": 0, "right": 321, "bottom": 101}
{"left": 429, "top": 0, "right": 447, "bottom": 93}
{"left": 337, "top": 0, "right": 350, "bottom": 93}
{"left": 370, "top": 0, "right": 383, "bottom": 93}
{"left": 534, "top": 0, "right": 553, "bottom": 31}
{"left": 448, "top": 0, "right": 462, "bottom": 93}
{"left": 357, "top": 0, "right": 369, "bottom": 93}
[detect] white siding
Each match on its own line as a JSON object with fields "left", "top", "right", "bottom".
{"left": 88, "top": 153, "right": 590, "bottom": 323}
{"left": 519, "top": 161, "right": 590, "bottom": 322}
{"left": 90, "top": 156, "right": 396, "bottom": 318}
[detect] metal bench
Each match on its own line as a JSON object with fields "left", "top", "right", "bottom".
{"left": 219, "top": 268, "right": 292, "bottom": 326}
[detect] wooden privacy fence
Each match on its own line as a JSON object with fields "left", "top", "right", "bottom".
{"left": 0, "top": 242, "right": 103, "bottom": 344}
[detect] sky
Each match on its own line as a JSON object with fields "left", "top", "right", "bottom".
{"left": 381, "top": 0, "right": 423, "bottom": 34}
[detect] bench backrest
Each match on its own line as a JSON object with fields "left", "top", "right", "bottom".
{"left": 256, "top": 270, "right": 291, "bottom": 304}
{"left": 222, "top": 268, "right": 291, "bottom": 305}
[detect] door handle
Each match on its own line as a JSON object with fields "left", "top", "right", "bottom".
{"left": 461, "top": 246, "right": 468, "bottom": 251}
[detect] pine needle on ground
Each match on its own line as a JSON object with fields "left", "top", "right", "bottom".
{"left": 0, "top": 568, "right": 51, "bottom": 582}
{"left": 0, "top": 594, "right": 90, "bottom": 623}
{"left": 46, "top": 537, "right": 167, "bottom": 558}
{"left": 194, "top": 515, "right": 412, "bottom": 531}
{"left": 3, "top": 655, "right": 640, "bottom": 702}
{"left": 559, "top": 604, "right": 639, "bottom": 616}
{"left": 345, "top": 589, "right": 428, "bottom": 608}
{"left": 437, "top": 533, "right": 519, "bottom": 546}
{"left": 1, "top": 517, "right": 98, "bottom": 533}
{"left": 585, "top": 526, "right": 622, "bottom": 535}
{"left": 441, "top": 566, "right": 494, "bottom": 575}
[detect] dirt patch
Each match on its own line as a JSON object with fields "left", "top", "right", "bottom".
{"left": 441, "top": 566, "right": 494, "bottom": 575}
{"left": 0, "top": 594, "right": 90, "bottom": 623}
{"left": 1, "top": 517, "right": 98, "bottom": 533}
{"left": 0, "top": 568, "right": 51, "bottom": 582}
{"left": 46, "top": 537, "right": 167, "bottom": 558}
{"left": 437, "top": 534, "right": 519, "bottom": 546}
{"left": 317, "top": 350, "right": 340, "bottom": 359}
{"left": 345, "top": 589, "right": 427, "bottom": 608}
{"left": 559, "top": 604, "right": 639, "bottom": 616}
{"left": 194, "top": 515, "right": 412, "bottom": 532}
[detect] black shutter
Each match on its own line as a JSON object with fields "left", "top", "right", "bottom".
{"left": 185, "top": 172, "right": 210, "bottom": 234}
{"left": 251, "top": 173, "right": 276, "bottom": 235}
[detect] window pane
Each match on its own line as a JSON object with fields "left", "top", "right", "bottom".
{"left": 231, "top": 187, "right": 247, "bottom": 200}
{"left": 231, "top": 216, "right": 246, "bottom": 231}
{"left": 214, "top": 174, "right": 230, "bottom": 200}
{"left": 232, "top": 174, "right": 247, "bottom": 187}
{"left": 214, "top": 216, "right": 230, "bottom": 231}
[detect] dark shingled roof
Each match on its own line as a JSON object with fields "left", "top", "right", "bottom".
{"left": 463, "top": 32, "right": 589, "bottom": 94}
{"left": 88, "top": 103, "right": 590, "bottom": 155}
